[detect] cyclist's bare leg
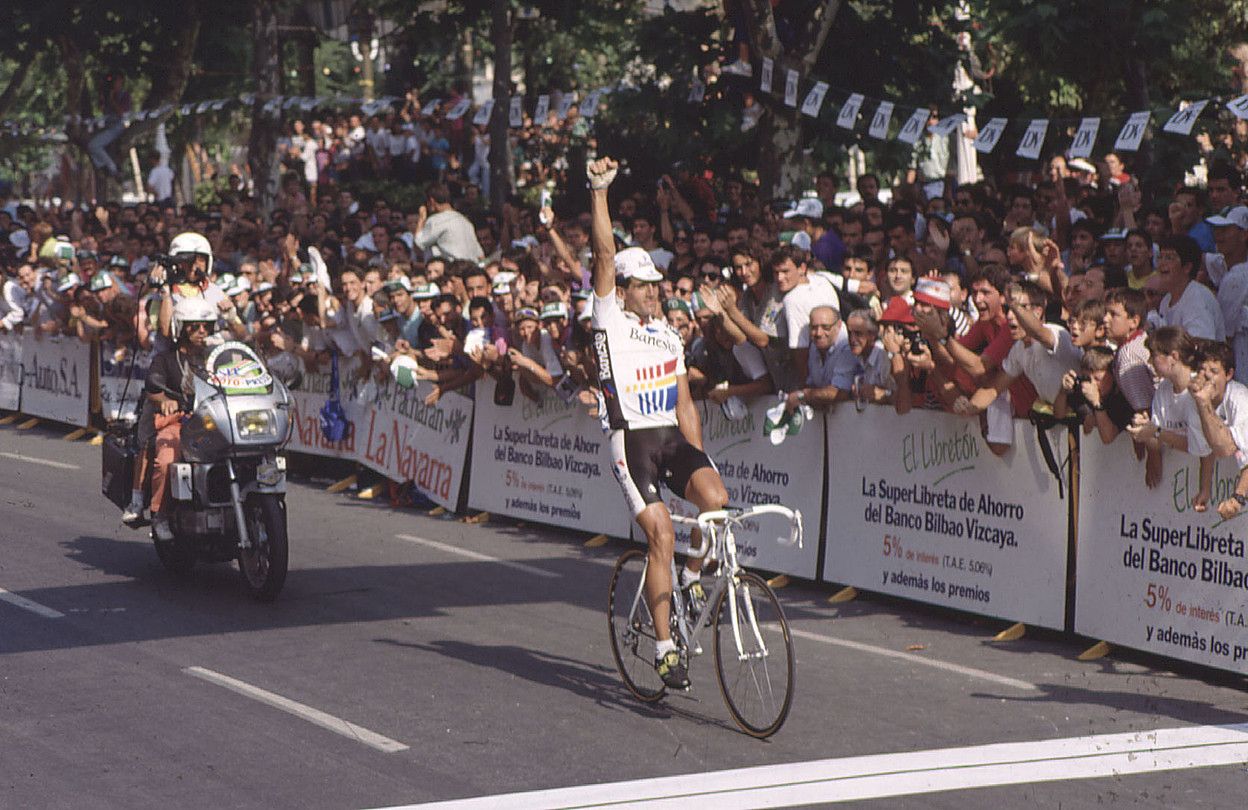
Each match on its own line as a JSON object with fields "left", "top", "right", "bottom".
{"left": 635, "top": 501, "right": 677, "bottom": 641}
{"left": 683, "top": 466, "right": 730, "bottom": 575}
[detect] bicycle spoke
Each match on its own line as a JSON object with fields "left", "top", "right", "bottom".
{"left": 608, "top": 549, "right": 667, "bottom": 702}
{"left": 713, "top": 572, "right": 794, "bottom": 738}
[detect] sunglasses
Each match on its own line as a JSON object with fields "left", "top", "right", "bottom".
{"left": 185, "top": 322, "right": 211, "bottom": 332}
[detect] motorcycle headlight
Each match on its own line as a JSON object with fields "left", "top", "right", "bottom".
{"left": 236, "top": 409, "right": 276, "bottom": 438}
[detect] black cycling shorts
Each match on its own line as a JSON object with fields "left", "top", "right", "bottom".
{"left": 609, "top": 426, "right": 714, "bottom": 517}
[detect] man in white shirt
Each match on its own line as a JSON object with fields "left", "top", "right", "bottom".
{"left": 0, "top": 263, "right": 38, "bottom": 331}
{"left": 146, "top": 160, "right": 175, "bottom": 203}
{"left": 412, "top": 184, "right": 484, "bottom": 262}
{"left": 773, "top": 245, "right": 839, "bottom": 384}
{"left": 630, "top": 211, "right": 674, "bottom": 271}
{"left": 325, "top": 267, "right": 378, "bottom": 357}
{"left": 1157, "top": 234, "right": 1225, "bottom": 341}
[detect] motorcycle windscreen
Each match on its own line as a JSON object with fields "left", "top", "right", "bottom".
{"left": 204, "top": 342, "right": 274, "bottom": 397}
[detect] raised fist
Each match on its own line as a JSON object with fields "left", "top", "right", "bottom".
{"left": 587, "top": 157, "right": 619, "bottom": 190}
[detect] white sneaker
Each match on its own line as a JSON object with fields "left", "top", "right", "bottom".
{"left": 722, "top": 60, "right": 753, "bottom": 77}
{"left": 152, "top": 516, "right": 174, "bottom": 542}
{"left": 121, "top": 499, "right": 145, "bottom": 524}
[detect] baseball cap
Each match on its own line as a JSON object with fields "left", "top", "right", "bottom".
{"left": 540, "top": 302, "right": 569, "bottom": 320}
{"left": 913, "top": 277, "right": 951, "bottom": 310}
{"left": 88, "top": 272, "right": 114, "bottom": 292}
{"left": 491, "top": 279, "right": 512, "bottom": 296}
{"left": 613, "top": 246, "right": 663, "bottom": 282}
{"left": 412, "top": 283, "right": 440, "bottom": 300}
{"left": 663, "top": 297, "right": 691, "bottom": 317}
{"left": 391, "top": 355, "right": 420, "bottom": 389}
{"left": 784, "top": 230, "right": 812, "bottom": 251}
{"left": 879, "top": 296, "right": 916, "bottom": 324}
{"left": 255, "top": 281, "right": 275, "bottom": 294}
{"left": 1100, "top": 227, "right": 1128, "bottom": 241}
{"left": 384, "top": 276, "right": 414, "bottom": 293}
{"left": 227, "top": 276, "right": 252, "bottom": 296}
{"left": 1207, "top": 205, "right": 1248, "bottom": 230}
{"left": 1068, "top": 158, "right": 1096, "bottom": 174}
{"left": 782, "top": 198, "right": 824, "bottom": 220}
{"left": 514, "top": 306, "right": 540, "bottom": 322}
{"left": 57, "top": 272, "right": 83, "bottom": 293}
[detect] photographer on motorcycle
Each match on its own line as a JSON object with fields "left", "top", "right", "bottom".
{"left": 155, "top": 231, "right": 246, "bottom": 344}
{"left": 144, "top": 297, "right": 217, "bottom": 541}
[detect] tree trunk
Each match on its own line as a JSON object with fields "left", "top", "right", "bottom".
{"left": 758, "top": 105, "right": 804, "bottom": 200}
{"left": 488, "top": 0, "right": 512, "bottom": 216}
{"left": 0, "top": 51, "right": 35, "bottom": 119}
{"left": 249, "top": 0, "right": 283, "bottom": 216}
{"left": 458, "top": 27, "right": 475, "bottom": 95}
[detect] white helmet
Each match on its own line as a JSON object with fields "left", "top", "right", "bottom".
{"left": 168, "top": 231, "right": 214, "bottom": 275}
{"left": 172, "top": 296, "right": 218, "bottom": 338}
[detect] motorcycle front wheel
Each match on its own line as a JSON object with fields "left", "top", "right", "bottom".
{"left": 238, "top": 493, "right": 288, "bottom": 601}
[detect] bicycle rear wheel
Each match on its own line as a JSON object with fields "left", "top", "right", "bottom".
{"left": 607, "top": 548, "right": 666, "bottom": 702}
{"left": 713, "top": 571, "right": 794, "bottom": 737}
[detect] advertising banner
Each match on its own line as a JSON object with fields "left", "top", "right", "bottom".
{"left": 822, "top": 408, "right": 1069, "bottom": 630}
{"left": 0, "top": 331, "right": 20, "bottom": 411}
{"left": 19, "top": 334, "right": 91, "bottom": 427}
{"left": 1076, "top": 437, "right": 1248, "bottom": 674}
{"left": 98, "top": 341, "right": 151, "bottom": 421}
{"left": 354, "top": 379, "right": 472, "bottom": 511}
{"left": 469, "top": 378, "right": 632, "bottom": 537}
{"left": 639, "top": 399, "right": 824, "bottom": 579}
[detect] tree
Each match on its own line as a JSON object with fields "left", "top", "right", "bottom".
{"left": 737, "top": 0, "right": 843, "bottom": 198}
{"left": 249, "top": 0, "right": 283, "bottom": 216}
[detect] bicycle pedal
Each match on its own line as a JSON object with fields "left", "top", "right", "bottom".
{"left": 691, "top": 644, "right": 703, "bottom": 656}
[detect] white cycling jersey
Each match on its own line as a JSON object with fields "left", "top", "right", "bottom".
{"left": 591, "top": 290, "right": 685, "bottom": 431}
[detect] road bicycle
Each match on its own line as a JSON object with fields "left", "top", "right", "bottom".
{"left": 607, "top": 503, "right": 803, "bottom": 738}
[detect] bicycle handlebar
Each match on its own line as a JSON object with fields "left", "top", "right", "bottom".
{"left": 677, "top": 504, "right": 804, "bottom": 558}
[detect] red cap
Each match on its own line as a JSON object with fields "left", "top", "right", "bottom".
{"left": 879, "top": 296, "right": 916, "bottom": 325}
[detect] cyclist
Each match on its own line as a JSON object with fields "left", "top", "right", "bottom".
{"left": 588, "top": 157, "right": 729, "bottom": 690}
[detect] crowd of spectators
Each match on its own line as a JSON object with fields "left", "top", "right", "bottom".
{"left": 8, "top": 125, "right": 1248, "bottom": 516}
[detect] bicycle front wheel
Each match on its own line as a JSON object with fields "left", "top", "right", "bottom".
{"left": 607, "top": 548, "right": 666, "bottom": 702}
{"left": 713, "top": 571, "right": 794, "bottom": 737}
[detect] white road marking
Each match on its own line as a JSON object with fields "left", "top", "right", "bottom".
{"left": 0, "top": 451, "right": 79, "bottom": 470}
{"left": 395, "top": 533, "right": 559, "bottom": 579}
{"left": 183, "top": 667, "right": 409, "bottom": 753}
{"left": 786, "top": 625, "right": 1036, "bottom": 691}
{"left": 375, "top": 723, "right": 1248, "bottom": 809}
{"left": 0, "top": 587, "right": 65, "bottom": 619}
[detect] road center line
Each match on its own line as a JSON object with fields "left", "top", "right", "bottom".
{"left": 395, "top": 533, "right": 559, "bottom": 579}
{"left": 0, "top": 451, "right": 80, "bottom": 470}
{"left": 183, "top": 667, "right": 409, "bottom": 754}
{"left": 377, "top": 723, "right": 1248, "bottom": 809}
{"left": 785, "top": 626, "right": 1036, "bottom": 691}
{"left": 0, "top": 587, "right": 65, "bottom": 619}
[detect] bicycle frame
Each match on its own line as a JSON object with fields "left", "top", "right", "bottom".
{"left": 636, "top": 504, "right": 802, "bottom": 661}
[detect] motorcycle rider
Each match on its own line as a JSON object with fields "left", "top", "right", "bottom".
{"left": 156, "top": 231, "right": 246, "bottom": 343}
{"left": 144, "top": 297, "right": 218, "bottom": 541}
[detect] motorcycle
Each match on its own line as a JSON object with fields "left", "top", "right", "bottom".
{"left": 103, "top": 341, "right": 293, "bottom": 600}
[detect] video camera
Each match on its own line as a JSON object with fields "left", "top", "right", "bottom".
{"left": 149, "top": 252, "right": 198, "bottom": 287}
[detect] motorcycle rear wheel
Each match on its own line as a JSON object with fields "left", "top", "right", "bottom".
{"left": 238, "top": 493, "right": 288, "bottom": 601}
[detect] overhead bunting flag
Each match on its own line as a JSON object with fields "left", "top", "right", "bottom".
{"left": 1016, "top": 118, "right": 1049, "bottom": 159}
{"left": 1069, "top": 117, "right": 1100, "bottom": 158}
{"left": 445, "top": 97, "right": 472, "bottom": 120}
{"left": 760, "top": 58, "right": 774, "bottom": 93}
{"left": 1162, "top": 99, "right": 1209, "bottom": 135}
{"left": 973, "top": 117, "right": 1007, "bottom": 154}
{"left": 896, "top": 108, "right": 929, "bottom": 145}
{"left": 836, "top": 93, "right": 864, "bottom": 129}
{"left": 555, "top": 92, "right": 576, "bottom": 120}
{"left": 509, "top": 96, "right": 524, "bottom": 127}
{"left": 929, "top": 114, "right": 965, "bottom": 136}
{"left": 784, "top": 70, "right": 799, "bottom": 107}
{"left": 1114, "top": 111, "right": 1150, "bottom": 151}
{"left": 534, "top": 94, "right": 550, "bottom": 122}
{"left": 688, "top": 78, "right": 706, "bottom": 104}
{"left": 868, "top": 100, "right": 894, "bottom": 139}
{"left": 582, "top": 89, "right": 602, "bottom": 119}
{"left": 1228, "top": 94, "right": 1248, "bottom": 120}
{"left": 421, "top": 98, "right": 441, "bottom": 115}
{"left": 800, "top": 82, "right": 830, "bottom": 117}
{"left": 472, "top": 99, "right": 495, "bottom": 125}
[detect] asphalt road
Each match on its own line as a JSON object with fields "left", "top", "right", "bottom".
{"left": 2, "top": 422, "right": 1247, "bottom": 809}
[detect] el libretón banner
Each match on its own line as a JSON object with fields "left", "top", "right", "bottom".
{"left": 1076, "top": 436, "right": 1248, "bottom": 674}
{"left": 823, "top": 407, "right": 1069, "bottom": 629}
